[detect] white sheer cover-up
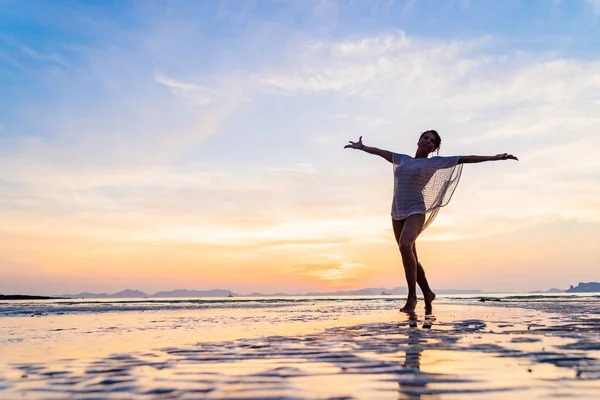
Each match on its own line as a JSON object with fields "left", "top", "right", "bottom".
{"left": 391, "top": 153, "right": 463, "bottom": 230}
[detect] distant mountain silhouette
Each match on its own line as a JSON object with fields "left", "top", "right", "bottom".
{"left": 151, "top": 289, "right": 232, "bottom": 297}
{"left": 56, "top": 286, "right": 483, "bottom": 298}
{"left": 58, "top": 289, "right": 232, "bottom": 298}
{"left": 565, "top": 282, "right": 600, "bottom": 293}
{"left": 70, "top": 292, "right": 113, "bottom": 298}
{"left": 115, "top": 289, "right": 148, "bottom": 297}
{"left": 57, "top": 289, "right": 148, "bottom": 298}
{"left": 528, "top": 288, "right": 565, "bottom": 293}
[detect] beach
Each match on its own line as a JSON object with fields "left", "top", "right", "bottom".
{"left": 1, "top": 295, "right": 599, "bottom": 399}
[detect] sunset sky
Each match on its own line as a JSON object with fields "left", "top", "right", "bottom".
{"left": 1, "top": 0, "right": 599, "bottom": 295}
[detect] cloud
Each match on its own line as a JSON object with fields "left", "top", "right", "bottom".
{"left": 4, "top": 28, "right": 599, "bottom": 249}
{"left": 288, "top": 259, "right": 367, "bottom": 287}
{"left": 154, "top": 73, "right": 215, "bottom": 105}
{"left": 560, "top": 209, "right": 600, "bottom": 222}
{"left": 0, "top": 35, "right": 74, "bottom": 71}
{"left": 0, "top": 57, "right": 245, "bottom": 172}
{"left": 252, "top": 29, "right": 600, "bottom": 244}
{"left": 18, "top": 44, "right": 73, "bottom": 69}
{"left": 330, "top": 113, "right": 393, "bottom": 129}
{"left": 258, "top": 31, "right": 494, "bottom": 100}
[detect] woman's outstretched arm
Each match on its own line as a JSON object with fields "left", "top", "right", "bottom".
{"left": 344, "top": 136, "right": 394, "bottom": 163}
{"left": 458, "top": 153, "right": 518, "bottom": 164}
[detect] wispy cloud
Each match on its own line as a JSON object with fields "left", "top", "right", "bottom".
{"left": 154, "top": 73, "right": 216, "bottom": 105}
{"left": 330, "top": 113, "right": 393, "bottom": 129}
{"left": 288, "top": 259, "right": 367, "bottom": 287}
{"left": 18, "top": 45, "right": 73, "bottom": 69}
{"left": 258, "top": 31, "right": 492, "bottom": 99}
{"left": 0, "top": 35, "right": 74, "bottom": 70}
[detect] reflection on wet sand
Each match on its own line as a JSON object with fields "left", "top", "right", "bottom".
{"left": 1, "top": 302, "right": 598, "bottom": 398}
{"left": 398, "top": 313, "right": 435, "bottom": 399}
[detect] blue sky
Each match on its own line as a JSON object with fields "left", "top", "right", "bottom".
{"left": 1, "top": 0, "right": 599, "bottom": 295}
{"left": 1, "top": 0, "right": 599, "bottom": 149}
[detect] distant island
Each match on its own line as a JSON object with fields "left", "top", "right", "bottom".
{"left": 528, "top": 288, "right": 564, "bottom": 294}
{"left": 565, "top": 282, "right": 600, "bottom": 293}
{"left": 0, "top": 294, "right": 67, "bottom": 300}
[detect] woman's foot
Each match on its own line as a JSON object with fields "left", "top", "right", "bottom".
{"left": 424, "top": 291, "right": 436, "bottom": 313}
{"left": 400, "top": 297, "right": 417, "bottom": 313}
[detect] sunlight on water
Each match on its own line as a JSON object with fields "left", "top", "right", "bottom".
{"left": 0, "top": 294, "right": 598, "bottom": 398}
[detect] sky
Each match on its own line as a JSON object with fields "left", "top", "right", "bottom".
{"left": 1, "top": 0, "right": 599, "bottom": 296}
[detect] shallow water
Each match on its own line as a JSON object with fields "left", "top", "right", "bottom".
{"left": 1, "top": 295, "right": 599, "bottom": 398}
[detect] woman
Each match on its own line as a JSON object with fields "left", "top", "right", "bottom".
{"left": 344, "top": 130, "right": 518, "bottom": 313}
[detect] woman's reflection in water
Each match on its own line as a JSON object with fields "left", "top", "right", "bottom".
{"left": 398, "top": 312, "right": 436, "bottom": 399}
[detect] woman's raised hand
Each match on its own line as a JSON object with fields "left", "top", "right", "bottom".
{"left": 344, "top": 136, "right": 364, "bottom": 150}
{"left": 493, "top": 153, "right": 519, "bottom": 161}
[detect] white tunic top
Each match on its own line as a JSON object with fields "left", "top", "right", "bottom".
{"left": 391, "top": 153, "right": 463, "bottom": 230}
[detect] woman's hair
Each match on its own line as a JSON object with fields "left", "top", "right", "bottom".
{"left": 420, "top": 130, "right": 441, "bottom": 153}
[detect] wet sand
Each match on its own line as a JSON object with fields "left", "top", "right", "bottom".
{"left": 1, "top": 300, "right": 598, "bottom": 399}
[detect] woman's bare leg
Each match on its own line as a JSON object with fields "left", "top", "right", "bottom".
{"left": 393, "top": 218, "right": 435, "bottom": 312}
{"left": 413, "top": 244, "right": 436, "bottom": 313}
{"left": 398, "top": 214, "right": 425, "bottom": 313}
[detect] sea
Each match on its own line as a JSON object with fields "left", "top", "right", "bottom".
{"left": 2, "top": 292, "right": 599, "bottom": 318}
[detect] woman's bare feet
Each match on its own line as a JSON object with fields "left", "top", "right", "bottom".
{"left": 399, "top": 296, "right": 417, "bottom": 313}
{"left": 424, "top": 291, "right": 436, "bottom": 313}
